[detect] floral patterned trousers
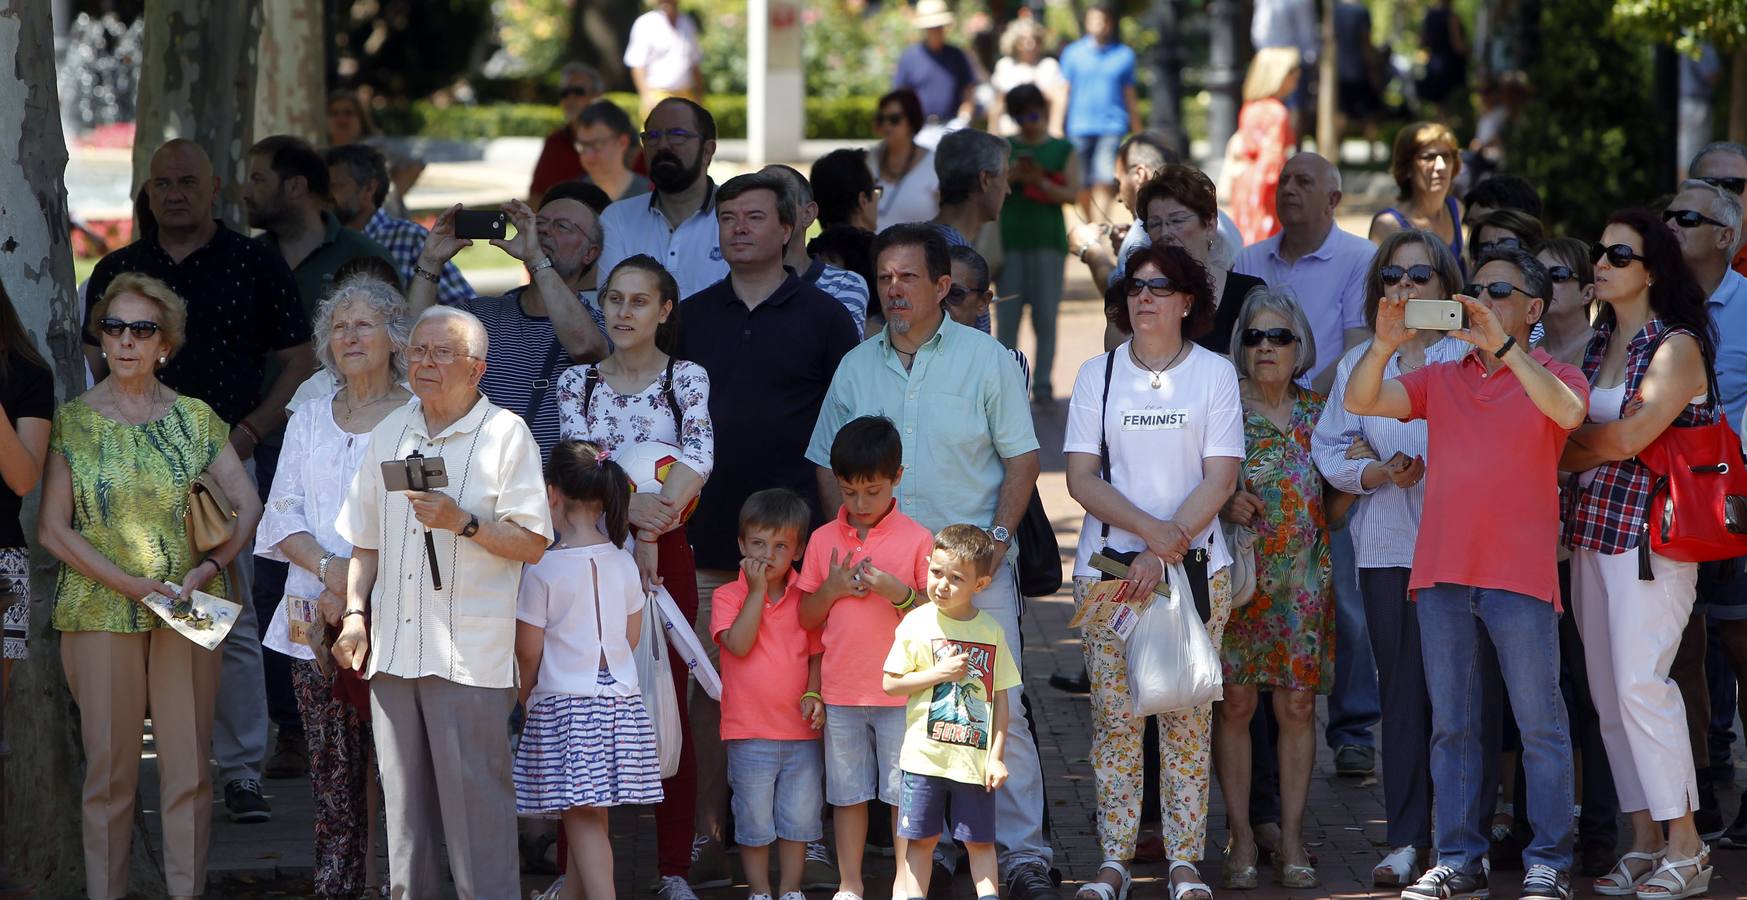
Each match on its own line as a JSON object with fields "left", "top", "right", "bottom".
{"left": 291, "top": 659, "right": 376, "bottom": 897}
{"left": 1079, "top": 569, "right": 1233, "bottom": 863}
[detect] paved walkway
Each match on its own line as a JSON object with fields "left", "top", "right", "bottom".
{"left": 145, "top": 253, "right": 1747, "bottom": 899}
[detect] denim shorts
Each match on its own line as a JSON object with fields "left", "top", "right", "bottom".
{"left": 1073, "top": 133, "right": 1123, "bottom": 187}
{"left": 822, "top": 704, "right": 907, "bottom": 806}
{"left": 726, "top": 738, "right": 825, "bottom": 846}
{"left": 1701, "top": 556, "right": 1747, "bottom": 620}
{"left": 896, "top": 770, "right": 996, "bottom": 844}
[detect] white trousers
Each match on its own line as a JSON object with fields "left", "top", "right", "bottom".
{"left": 1571, "top": 546, "right": 1701, "bottom": 820}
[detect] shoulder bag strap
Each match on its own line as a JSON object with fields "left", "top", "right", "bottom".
{"left": 1099, "top": 349, "right": 1115, "bottom": 546}
{"left": 662, "top": 355, "right": 683, "bottom": 435}
{"left": 523, "top": 336, "right": 568, "bottom": 424}
{"left": 581, "top": 365, "right": 601, "bottom": 422}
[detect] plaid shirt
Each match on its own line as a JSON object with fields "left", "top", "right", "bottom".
{"left": 1562, "top": 318, "right": 1715, "bottom": 553}
{"left": 363, "top": 209, "right": 475, "bottom": 305}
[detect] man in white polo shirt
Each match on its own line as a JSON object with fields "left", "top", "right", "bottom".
{"left": 596, "top": 97, "right": 728, "bottom": 301}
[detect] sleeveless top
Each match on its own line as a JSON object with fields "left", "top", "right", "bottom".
{"left": 1380, "top": 196, "right": 1465, "bottom": 275}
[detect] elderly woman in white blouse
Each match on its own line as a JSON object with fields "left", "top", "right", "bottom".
{"left": 1311, "top": 229, "right": 1467, "bottom": 888}
{"left": 256, "top": 277, "right": 411, "bottom": 899}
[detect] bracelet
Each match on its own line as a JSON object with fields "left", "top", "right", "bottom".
{"left": 236, "top": 420, "right": 262, "bottom": 445}
{"left": 800, "top": 691, "right": 822, "bottom": 703}
{"left": 891, "top": 588, "right": 918, "bottom": 611}
{"left": 343, "top": 609, "right": 367, "bottom": 620}
{"left": 527, "top": 256, "right": 555, "bottom": 275}
{"left": 1075, "top": 241, "right": 1093, "bottom": 262}
{"left": 203, "top": 557, "right": 223, "bottom": 577}
{"left": 317, "top": 551, "right": 336, "bottom": 583}
{"left": 412, "top": 264, "right": 441, "bottom": 285}
{"left": 1492, "top": 335, "right": 1518, "bottom": 361}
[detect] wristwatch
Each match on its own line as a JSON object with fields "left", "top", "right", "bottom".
{"left": 987, "top": 525, "right": 1011, "bottom": 545}
{"left": 527, "top": 256, "right": 555, "bottom": 276}
{"left": 459, "top": 514, "right": 481, "bottom": 538}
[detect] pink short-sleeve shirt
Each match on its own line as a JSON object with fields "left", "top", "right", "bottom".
{"left": 795, "top": 505, "right": 934, "bottom": 707}
{"left": 711, "top": 574, "right": 825, "bottom": 741}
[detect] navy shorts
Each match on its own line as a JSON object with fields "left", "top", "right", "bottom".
{"left": 895, "top": 770, "right": 995, "bottom": 844}
{"left": 1702, "top": 556, "right": 1747, "bottom": 621}
{"left": 1073, "top": 133, "right": 1122, "bottom": 188}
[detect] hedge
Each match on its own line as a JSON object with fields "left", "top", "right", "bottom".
{"left": 374, "top": 93, "right": 882, "bottom": 142}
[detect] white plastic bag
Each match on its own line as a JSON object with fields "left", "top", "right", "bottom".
{"left": 1126, "top": 562, "right": 1223, "bottom": 716}
{"left": 633, "top": 589, "right": 683, "bottom": 779}
{"left": 653, "top": 586, "right": 721, "bottom": 701}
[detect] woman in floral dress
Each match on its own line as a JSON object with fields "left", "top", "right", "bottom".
{"left": 1213, "top": 287, "right": 1334, "bottom": 890}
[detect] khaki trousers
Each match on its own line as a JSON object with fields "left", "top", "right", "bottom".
{"left": 61, "top": 628, "right": 219, "bottom": 900}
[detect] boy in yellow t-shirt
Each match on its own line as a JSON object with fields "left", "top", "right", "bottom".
{"left": 882, "top": 525, "right": 1021, "bottom": 900}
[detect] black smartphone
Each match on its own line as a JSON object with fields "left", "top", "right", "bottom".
{"left": 452, "top": 209, "right": 508, "bottom": 240}
{"left": 381, "top": 456, "right": 450, "bottom": 493}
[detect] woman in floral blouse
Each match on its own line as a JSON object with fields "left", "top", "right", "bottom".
{"left": 1213, "top": 287, "right": 1335, "bottom": 891}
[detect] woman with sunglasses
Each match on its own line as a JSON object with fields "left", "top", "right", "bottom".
{"left": 40, "top": 273, "right": 261, "bottom": 900}
{"left": 1066, "top": 243, "right": 1243, "bottom": 900}
{"left": 1466, "top": 207, "right": 1544, "bottom": 271}
{"left": 1212, "top": 287, "right": 1331, "bottom": 891}
{"left": 1137, "top": 166, "right": 1267, "bottom": 353}
{"left": 1535, "top": 237, "right": 1597, "bottom": 366}
{"left": 999, "top": 83, "right": 1079, "bottom": 404}
{"left": 1369, "top": 122, "right": 1465, "bottom": 271}
{"left": 1561, "top": 208, "right": 1719, "bottom": 900}
{"left": 867, "top": 89, "right": 941, "bottom": 231}
{"left": 1310, "top": 229, "right": 1468, "bottom": 888}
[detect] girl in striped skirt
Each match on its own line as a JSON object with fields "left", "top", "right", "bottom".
{"left": 515, "top": 440, "right": 664, "bottom": 899}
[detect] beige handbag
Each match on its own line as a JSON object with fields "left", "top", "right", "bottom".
{"left": 187, "top": 471, "right": 238, "bottom": 553}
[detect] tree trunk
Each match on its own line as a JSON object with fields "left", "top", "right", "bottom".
{"left": 254, "top": 0, "right": 325, "bottom": 143}
{"left": 1316, "top": 0, "right": 1339, "bottom": 157}
{"left": 0, "top": 4, "right": 103, "bottom": 897}
{"left": 132, "top": 0, "right": 265, "bottom": 231}
{"left": 573, "top": 0, "right": 641, "bottom": 92}
{"left": 1731, "top": 43, "right": 1747, "bottom": 145}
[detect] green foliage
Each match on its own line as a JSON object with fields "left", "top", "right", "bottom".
{"left": 490, "top": 0, "right": 573, "bottom": 75}
{"left": 1507, "top": 0, "right": 1664, "bottom": 238}
{"left": 1612, "top": 0, "right": 1747, "bottom": 52}
{"left": 374, "top": 94, "right": 881, "bottom": 141}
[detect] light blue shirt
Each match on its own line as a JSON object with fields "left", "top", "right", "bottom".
{"left": 1311, "top": 337, "right": 1467, "bottom": 569}
{"left": 597, "top": 181, "right": 727, "bottom": 301}
{"left": 1234, "top": 223, "right": 1375, "bottom": 384}
{"left": 1708, "top": 267, "right": 1747, "bottom": 425}
{"left": 1061, "top": 37, "right": 1136, "bottom": 138}
{"left": 806, "top": 318, "right": 1039, "bottom": 536}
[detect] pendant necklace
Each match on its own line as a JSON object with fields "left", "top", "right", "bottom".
{"left": 1131, "top": 341, "right": 1188, "bottom": 389}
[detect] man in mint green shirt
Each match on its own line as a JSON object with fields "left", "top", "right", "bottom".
{"left": 804, "top": 223, "right": 1058, "bottom": 899}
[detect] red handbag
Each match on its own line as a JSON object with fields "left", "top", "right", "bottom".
{"left": 1636, "top": 404, "right": 1747, "bottom": 578}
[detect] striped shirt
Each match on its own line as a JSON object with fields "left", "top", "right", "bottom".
{"left": 364, "top": 209, "right": 475, "bottom": 304}
{"left": 451, "top": 287, "right": 608, "bottom": 458}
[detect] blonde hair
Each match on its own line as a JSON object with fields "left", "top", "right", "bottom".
{"left": 89, "top": 272, "right": 189, "bottom": 361}
{"left": 1242, "top": 47, "right": 1301, "bottom": 103}
{"left": 998, "top": 17, "right": 1049, "bottom": 58}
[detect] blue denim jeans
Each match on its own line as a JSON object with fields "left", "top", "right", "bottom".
{"left": 1418, "top": 583, "right": 1574, "bottom": 874}
{"left": 1325, "top": 526, "right": 1380, "bottom": 749}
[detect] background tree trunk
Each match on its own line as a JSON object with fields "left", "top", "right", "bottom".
{"left": 571, "top": 0, "right": 640, "bottom": 91}
{"left": 132, "top": 0, "right": 265, "bottom": 230}
{"left": 0, "top": 3, "right": 102, "bottom": 897}
{"left": 1731, "top": 43, "right": 1747, "bottom": 144}
{"left": 1316, "top": 0, "right": 1338, "bottom": 157}
{"left": 254, "top": 0, "right": 325, "bottom": 143}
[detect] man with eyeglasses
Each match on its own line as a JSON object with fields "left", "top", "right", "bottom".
{"left": 528, "top": 62, "right": 605, "bottom": 204}
{"left": 408, "top": 188, "right": 611, "bottom": 457}
{"left": 333, "top": 305, "right": 553, "bottom": 900}
{"left": 597, "top": 97, "right": 729, "bottom": 302}
{"left": 1347, "top": 247, "right": 1588, "bottom": 900}
{"left": 1688, "top": 142, "right": 1747, "bottom": 279}
{"left": 327, "top": 143, "right": 475, "bottom": 305}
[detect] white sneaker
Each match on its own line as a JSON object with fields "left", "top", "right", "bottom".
{"left": 779, "top": 893, "right": 807, "bottom": 900}
{"left": 654, "top": 875, "right": 700, "bottom": 900}
{"left": 1373, "top": 846, "right": 1419, "bottom": 886}
{"left": 531, "top": 875, "right": 565, "bottom": 900}
{"left": 748, "top": 894, "right": 774, "bottom": 900}
{"left": 831, "top": 892, "right": 865, "bottom": 900}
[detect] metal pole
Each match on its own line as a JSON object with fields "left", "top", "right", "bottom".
{"left": 1146, "top": 0, "right": 1190, "bottom": 159}
{"left": 1205, "top": 0, "right": 1243, "bottom": 160}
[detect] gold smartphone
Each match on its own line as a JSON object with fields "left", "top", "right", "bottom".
{"left": 1404, "top": 298, "right": 1465, "bottom": 331}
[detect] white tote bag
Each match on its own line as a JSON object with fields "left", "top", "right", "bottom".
{"left": 633, "top": 588, "right": 684, "bottom": 779}
{"left": 1125, "top": 562, "right": 1224, "bottom": 716}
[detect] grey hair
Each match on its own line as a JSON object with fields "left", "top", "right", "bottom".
{"left": 313, "top": 277, "right": 412, "bottom": 384}
{"left": 935, "top": 129, "right": 1009, "bottom": 206}
{"left": 559, "top": 62, "right": 604, "bottom": 94}
{"left": 1678, "top": 178, "right": 1746, "bottom": 257}
{"left": 948, "top": 244, "right": 990, "bottom": 290}
{"left": 1690, "top": 141, "right": 1747, "bottom": 177}
{"left": 1230, "top": 285, "right": 1317, "bottom": 379}
{"left": 412, "top": 305, "right": 490, "bottom": 358}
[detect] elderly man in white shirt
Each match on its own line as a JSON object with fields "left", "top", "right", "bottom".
{"left": 332, "top": 306, "right": 552, "bottom": 900}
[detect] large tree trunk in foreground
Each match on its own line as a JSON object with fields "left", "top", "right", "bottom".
{"left": 254, "top": 0, "right": 325, "bottom": 144}
{"left": 0, "top": 3, "right": 105, "bottom": 897}
{"left": 132, "top": 0, "right": 265, "bottom": 230}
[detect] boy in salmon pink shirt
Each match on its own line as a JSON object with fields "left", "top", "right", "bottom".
{"left": 797, "top": 416, "right": 935, "bottom": 900}
{"left": 712, "top": 489, "right": 827, "bottom": 900}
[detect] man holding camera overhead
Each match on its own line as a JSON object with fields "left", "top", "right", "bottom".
{"left": 333, "top": 306, "right": 553, "bottom": 899}
{"left": 1344, "top": 247, "right": 1588, "bottom": 900}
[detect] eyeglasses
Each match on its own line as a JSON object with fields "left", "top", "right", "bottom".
{"left": 1241, "top": 327, "right": 1298, "bottom": 347}
{"left": 405, "top": 345, "right": 478, "bottom": 365}
{"left": 640, "top": 128, "right": 698, "bottom": 148}
{"left": 1126, "top": 276, "right": 1182, "bottom": 297}
{"left": 98, "top": 317, "right": 162, "bottom": 339}
{"left": 330, "top": 320, "right": 383, "bottom": 338}
{"left": 1663, "top": 208, "right": 1729, "bottom": 229}
{"left": 538, "top": 216, "right": 587, "bottom": 238}
{"left": 1464, "top": 281, "right": 1536, "bottom": 300}
{"left": 1379, "top": 264, "right": 1435, "bottom": 286}
{"left": 1699, "top": 175, "right": 1747, "bottom": 195}
{"left": 577, "top": 137, "right": 617, "bottom": 153}
{"left": 1017, "top": 111, "right": 1045, "bottom": 123}
{"left": 875, "top": 113, "right": 906, "bottom": 126}
{"left": 1592, "top": 242, "right": 1645, "bottom": 268}
{"left": 1547, "top": 265, "right": 1579, "bottom": 284}
{"left": 1144, "top": 215, "right": 1199, "bottom": 233}
{"left": 865, "top": 184, "right": 885, "bottom": 200}
{"left": 945, "top": 284, "right": 988, "bottom": 306}
{"left": 559, "top": 86, "right": 592, "bottom": 99}
{"left": 1477, "top": 237, "right": 1522, "bottom": 255}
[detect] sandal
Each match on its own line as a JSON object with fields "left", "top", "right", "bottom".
{"left": 1594, "top": 850, "right": 1662, "bottom": 896}
{"left": 1168, "top": 860, "right": 1212, "bottom": 900}
{"left": 1372, "top": 846, "right": 1420, "bottom": 887}
{"left": 1221, "top": 838, "right": 1257, "bottom": 890}
{"left": 1276, "top": 858, "right": 1319, "bottom": 889}
{"left": 1636, "top": 845, "right": 1712, "bottom": 900}
{"left": 1074, "top": 861, "right": 1130, "bottom": 900}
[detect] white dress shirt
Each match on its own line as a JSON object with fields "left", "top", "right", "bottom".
{"left": 623, "top": 10, "right": 702, "bottom": 92}
{"left": 597, "top": 181, "right": 728, "bottom": 301}
{"left": 338, "top": 394, "right": 554, "bottom": 689}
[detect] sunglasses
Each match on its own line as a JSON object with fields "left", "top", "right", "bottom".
{"left": 1241, "top": 327, "right": 1299, "bottom": 347}
{"left": 945, "top": 284, "right": 988, "bottom": 305}
{"left": 1547, "top": 265, "right": 1579, "bottom": 284}
{"left": 1592, "top": 242, "right": 1645, "bottom": 268}
{"left": 1464, "top": 281, "right": 1535, "bottom": 300}
{"left": 1017, "top": 111, "right": 1045, "bottom": 123}
{"left": 1700, "top": 175, "right": 1747, "bottom": 195}
{"left": 98, "top": 317, "right": 163, "bottom": 339}
{"left": 1477, "top": 237, "right": 1522, "bottom": 255}
{"left": 559, "top": 86, "right": 592, "bottom": 99}
{"left": 1663, "top": 208, "right": 1729, "bottom": 229}
{"left": 1379, "top": 264, "right": 1434, "bottom": 286}
{"left": 876, "top": 113, "right": 906, "bottom": 126}
{"left": 1126, "top": 276, "right": 1182, "bottom": 297}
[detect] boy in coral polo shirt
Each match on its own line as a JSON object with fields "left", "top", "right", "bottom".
{"left": 797, "top": 416, "right": 935, "bottom": 900}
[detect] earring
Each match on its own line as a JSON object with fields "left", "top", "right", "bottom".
{"left": 158, "top": 356, "right": 166, "bottom": 364}
{"left": 99, "top": 351, "right": 106, "bottom": 359}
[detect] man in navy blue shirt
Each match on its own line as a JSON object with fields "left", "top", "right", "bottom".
{"left": 892, "top": 0, "right": 980, "bottom": 128}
